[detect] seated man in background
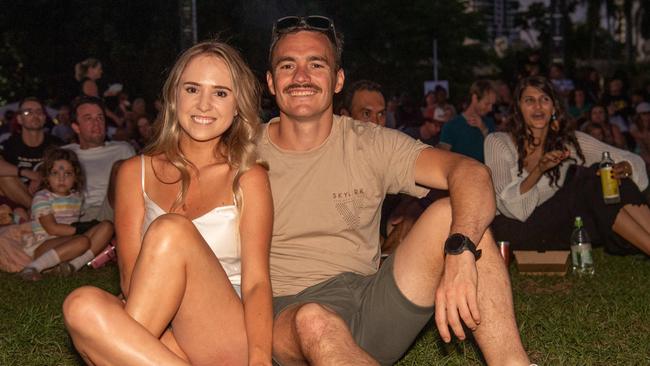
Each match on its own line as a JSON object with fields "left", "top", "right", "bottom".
{"left": 439, "top": 80, "right": 496, "bottom": 163}
{"left": 340, "top": 79, "right": 387, "bottom": 126}
{"left": 0, "top": 97, "right": 62, "bottom": 210}
{"left": 339, "top": 78, "right": 440, "bottom": 251}
{"left": 64, "top": 96, "right": 135, "bottom": 222}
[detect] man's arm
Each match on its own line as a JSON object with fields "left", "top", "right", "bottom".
{"left": 413, "top": 147, "right": 495, "bottom": 341}
{"left": 414, "top": 147, "right": 495, "bottom": 244}
{"left": 0, "top": 158, "right": 21, "bottom": 177}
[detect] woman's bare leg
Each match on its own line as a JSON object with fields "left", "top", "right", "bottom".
{"left": 612, "top": 206, "right": 650, "bottom": 255}
{"left": 622, "top": 204, "right": 650, "bottom": 232}
{"left": 126, "top": 214, "right": 247, "bottom": 364}
{"left": 63, "top": 287, "right": 189, "bottom": 366}
{"left": 64, "top": 213, "right": 248, "bottom": 365}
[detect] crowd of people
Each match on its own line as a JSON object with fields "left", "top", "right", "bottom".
{"left": 0, "top": 13, "right": 648, "bottom": 366}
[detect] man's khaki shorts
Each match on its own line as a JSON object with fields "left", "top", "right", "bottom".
{"left": 273, "top": 255, "right": 434, "bottom": 365}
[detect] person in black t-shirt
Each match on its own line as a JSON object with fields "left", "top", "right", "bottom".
{"left": 0, "top": 97, "right": 62, "bottom": 208}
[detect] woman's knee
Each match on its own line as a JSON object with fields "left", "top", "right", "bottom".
{"left": 142, "top": 213, "right": 196, "bottom": 252}
{"left": 62, "top": 286, "right": 113, "bottom": 334}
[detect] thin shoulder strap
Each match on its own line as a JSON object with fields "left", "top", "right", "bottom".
{"left": 140, "top": 155, "right": 145, "bottom": 193}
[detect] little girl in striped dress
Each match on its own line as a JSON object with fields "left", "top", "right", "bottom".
{"left": 19, "top": 148, "right": 113, "bottom": 281}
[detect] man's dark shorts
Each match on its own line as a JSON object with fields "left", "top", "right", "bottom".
{"left": 272, "top": 255, "right": 434, "bottom": 366}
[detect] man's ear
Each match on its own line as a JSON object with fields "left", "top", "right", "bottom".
{"left": 71, "top": 122, "right": 80, "bottom": 135}
{"left": 340, "top": 108, "right": 350, "bottom": 117}
{"left": 334, "top": 68, "right": 345, "bottom": 94}
{"left": 266, "top": 71, "right": 276, "bottom": 96}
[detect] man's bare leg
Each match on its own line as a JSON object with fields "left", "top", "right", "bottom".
{"left": 393, "top": 197, "right": 530, "bottom": 365}
{"left": 273, "top": 303, "right": 378, "bottom": 366}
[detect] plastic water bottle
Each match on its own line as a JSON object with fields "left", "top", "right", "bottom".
{"left": 570, "top": 216, "right": 594, "bottom": 276}
{"left": 599, "top": 151, "right": 620, "bottom": 204}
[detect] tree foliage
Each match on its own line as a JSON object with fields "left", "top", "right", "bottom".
{"left": 0, "top": 0, "right": 489, "bottom": 106}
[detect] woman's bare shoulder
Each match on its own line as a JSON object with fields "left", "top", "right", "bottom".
{"left": 117, "top": 155, "right": 142, "bottom": 179}
{"left": 239, "top": 164, "right": 269, "bottom": 185}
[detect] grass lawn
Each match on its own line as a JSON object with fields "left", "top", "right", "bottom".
{"left": 1, "top": 248, "right": 649, "bottom": 365}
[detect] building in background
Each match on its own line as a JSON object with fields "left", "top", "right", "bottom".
{"left": 468, "top": 0, "right": 520, "bottom": 45}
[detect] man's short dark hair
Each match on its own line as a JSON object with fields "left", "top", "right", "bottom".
{"left": 469, "top": 80, "right": 495, "bottom": 101}
{"left": 71, "top": 96, "right": 106, "bottom": 123}
{"left": 342, "top": 80, "right": 383, "bottom": 112}
{"left": 18, "top": 96, "right": 45, "bottom": 111}
{"left": 268, "top": 16, "right": 344, "bottom": 72}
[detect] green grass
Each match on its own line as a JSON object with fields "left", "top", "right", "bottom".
{"left": 1, "top": 249, "right": 649, "bottom": 365}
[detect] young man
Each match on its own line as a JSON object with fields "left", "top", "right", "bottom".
{"left": 261, "top": 16, "right": 531, "bottom": 365}
{"left": 340, "top": 79, "right": 387, "bottom": 126}
{"left": 438, "top": 80, "right": 496, "bottom": 163}
{"left": 0, "top": 97, "right": 62, "bottom": 208}
{"left": 64, "top": 96, "right": 134, "bottom": 222}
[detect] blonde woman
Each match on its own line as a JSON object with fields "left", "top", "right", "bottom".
{"left": 63, "top": 41, "right": 273, "bottom": 365}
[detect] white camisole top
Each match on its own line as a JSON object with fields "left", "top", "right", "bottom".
{"left": 140, "top": 155, "right": 242, "bottom": 286}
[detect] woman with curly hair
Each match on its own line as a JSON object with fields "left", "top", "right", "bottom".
{"left": 485, "top": 76, "right": 650, "bottom": 256}
{"left": 63, "top": 41, "right": 273, "bottom": 365}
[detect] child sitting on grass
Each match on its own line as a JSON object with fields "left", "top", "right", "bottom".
{"left": 19, "top": 148, "right": 113, "bottom": 281}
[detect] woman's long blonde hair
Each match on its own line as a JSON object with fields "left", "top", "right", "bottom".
{"left": 144, "top": 40, "right": 263, "bottom": 210}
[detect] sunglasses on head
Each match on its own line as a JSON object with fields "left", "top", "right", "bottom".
{"left": 273, "top": 15, "right": 336, "bottom": 39}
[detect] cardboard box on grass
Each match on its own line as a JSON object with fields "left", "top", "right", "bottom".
{"left": 514, "top": 250, "right": 570, "bottom": 276}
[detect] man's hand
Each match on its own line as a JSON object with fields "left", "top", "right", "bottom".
{"left": 22, "top": 169, "right": 41, "bottom": 194}
{"left": 465, "top": 113, "right": 489, "bottom": 136}
{"left": 434, "top": 251, "right": 480, "bottom": 342}
{"left": 465, "top": 113, "right": 483, "bottom": 128}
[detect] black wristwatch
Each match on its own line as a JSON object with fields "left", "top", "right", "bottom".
{"left": 444, "top": 233, "right": 482, "bottom": 260}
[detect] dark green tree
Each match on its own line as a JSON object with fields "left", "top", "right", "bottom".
{"left": 0, "top": 0, "right": 490, "bottom": 107}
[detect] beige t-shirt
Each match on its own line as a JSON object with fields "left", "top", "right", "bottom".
{"left": 259, "top": 115, "right": 429, "bottom": 296}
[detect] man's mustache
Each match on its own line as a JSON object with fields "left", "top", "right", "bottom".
{"left": 283, "top": 83, "right": 322, "bottom": 93}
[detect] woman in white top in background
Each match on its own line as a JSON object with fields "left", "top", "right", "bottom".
{"left": 485, "top": 75, "right": 650, "bottom": 256}
{"left": 63, "top": 41, "right": 273, "bottom": 365}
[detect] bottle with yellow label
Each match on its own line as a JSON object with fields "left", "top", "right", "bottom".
{"left": 599, "top": 151, "right": 620, "bottom": 204}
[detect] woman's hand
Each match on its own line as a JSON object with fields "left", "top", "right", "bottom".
{"left": 611, "top": 161, "right": 633, "bottom": 180}
{"left": 537, "top": 149, "right": 570, "bottom": 173}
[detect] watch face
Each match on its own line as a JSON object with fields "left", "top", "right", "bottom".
{"left": 445, "top": 234, "right": 466, "bottom": 252}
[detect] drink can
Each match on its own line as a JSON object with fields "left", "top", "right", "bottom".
{"left": 88, "top": 242, "right": 117, "bottom": 269}
{"left": 497, "top": 241, "right": 510, "bottom": 266}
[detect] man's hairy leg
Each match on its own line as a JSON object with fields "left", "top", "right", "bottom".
{"left": 392, "top": 197, "right": 530, "bottom": 365}
{"left": 273, "top": 303, "right": 378, "bottom": 366}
